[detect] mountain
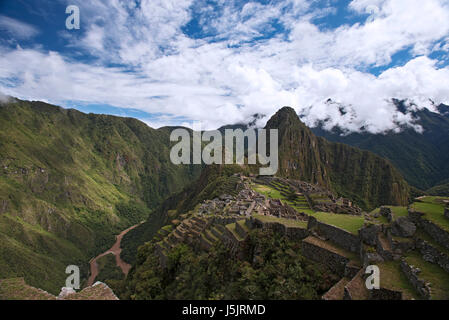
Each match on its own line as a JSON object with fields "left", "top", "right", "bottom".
{"left": 120, "top": 106, "right": 411, "bottom": 268}
{"left": 266, "top": 107, "right": 410, "bottom": 209}
{"left": 311, "top": 102, "right": 449, "bottom": 191}
{"left": 0, "top": 98, "right": 201, "bottom": 294}
{"left": 0, "top": 98, "right": 410, "bottom": 294}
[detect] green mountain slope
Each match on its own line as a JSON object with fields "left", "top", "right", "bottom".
{"left": 311, "top": 103, "right": 449, "bottom": 190}
{"left": 0, "top": 98, "right": 201, "bottom": 294}
{"left": 266, "top": 107, "right": 410, "bottom": 209}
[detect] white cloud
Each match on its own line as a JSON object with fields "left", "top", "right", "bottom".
{"left": 1, "top": 0, "right": 449, "bottom": 133}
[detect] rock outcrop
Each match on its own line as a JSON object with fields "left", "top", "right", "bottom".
{"left": 391, "top": 217, "right": 416, "bottom": 238}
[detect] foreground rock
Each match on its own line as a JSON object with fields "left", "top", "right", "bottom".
{"left": 0, "top": 278, "right": 118, "bottom": 300}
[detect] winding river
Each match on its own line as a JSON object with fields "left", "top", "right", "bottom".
{"left": 87, "top": 222, "right": 142, "bottom": 286}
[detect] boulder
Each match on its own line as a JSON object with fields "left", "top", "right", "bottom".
{"left": 391, "top": 217, "right": 416, "bottom": 238}
{"left": 444, "top": 207, "right": 449, "bottom": 220}
{"left": 58, "top": 287, "right": 76, "bottom": 299}
{"left": 359, "top": 224, "right": 382, "bottom": 246}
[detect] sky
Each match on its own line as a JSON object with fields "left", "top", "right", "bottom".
{"left": 1, "top": 0, "right": 449, "bottom": 133}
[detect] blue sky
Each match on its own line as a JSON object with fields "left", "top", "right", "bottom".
{"left": 1, "top": 0, "right": 449, "bottom": 133}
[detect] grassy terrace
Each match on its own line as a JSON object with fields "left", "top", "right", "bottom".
{"left": 310, "top": 212, "right": 364, "bottom": 235}
{"left": 411, "top": 196, "right": 449, "bottom": 231}
{"left": 225, "top": 223, "right": 244, "bottom": 241}
{"left": 252, "top": 183, "right": 284, "bottom": 200}
{"left": 405, "top": 251, "right": 449, "bottom": 300}
{"left": 251, "top": 183, "right": 364, "bottom": 234}
{"left": 253, "top": 183, "right": 315, "bottom": 214}
{"left": 253, "top": 214, "right": 308, "bottom": 228}
{"left": 236, "top": 219, "right": 250, "bottom": 231}
{"left": 370, "top": 206, "right": 409, "bottom": 224}
{"left": 377, "top": 261, "right": 420, "bottom": 300}
{"left": 414, "top": 228, "right": 449, "bottom": 256}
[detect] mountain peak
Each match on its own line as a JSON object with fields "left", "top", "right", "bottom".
{"left": 265, "top": 106, "right": 305, "bottom": 129}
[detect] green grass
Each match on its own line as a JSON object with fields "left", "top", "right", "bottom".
{"left": 310, "top": 212, "right": 364, "bottom": 234}
{"left": 377, "top": 261, "right": 420, "bottom": 300}
{"left": 411, "top": 201, "right": 449, "bottom": 231}
{"left": 236, "top": 219, "right": 250, "bottom": 231}
{"left": 253, "top": 214, "right": 308, "bottom": 228}
{"left": 405, "top": 251, "right": 449, "bottom": 300}
{"left": 252, "top": 184, "right": 283, "bottom": 200}
{"left": 416, "top": 196, "right": 449, "bottom": 205}
{"left": 252, "top": 183, "right": 364, "bottom": 233}
{"left": 225, "top": 223, "right": 244, "bottom": 241}
{"left": 370, "top": 206, "right": 408, "bottom": 224}
{"left": 414, "top": 228, "right": 449, "bottom": 257}
{"left": 252, "top": 183, "right": 314, "bottom": 214}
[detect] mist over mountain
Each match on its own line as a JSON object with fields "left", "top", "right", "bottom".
{"left": 310, "top": 101, "right": 449, "bottom": 191}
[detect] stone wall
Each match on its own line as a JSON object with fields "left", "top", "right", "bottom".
{"left": 308, "top": 216, "right": 361, "bottom": 253}
{"left": 409, "top": 209, "right": 449, "bottom": 250}
{"left": 400, "top": 259, "right": 432, "bottom": 300}
{"left": 380, "top": 206, "right": 393, "bottom": 222}
{"left": 212, "top": 216, "right": 242, "bottom": 225}
{"left": 359, "top": 224, "right": 382, "bottom": 246}
{"left": 301, "top": 238, "right": 349, "bottom": 276}
{"left": 370, "top": 288, "right": 403, "bottom": 300}
{"left": 247, "top": 217, "right": 309, "bottom": 240}
{"left": 416, "top": 238, "right": 449, "bottom": 273}
{"left": 234, "top": 221, "right": 248, "bottom": 239}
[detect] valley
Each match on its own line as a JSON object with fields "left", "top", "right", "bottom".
{"left": 0, "top": 98, "right": 448, "bottom": 300}
{"left": 87, "top": 222, "right": 143, "bottom": 286}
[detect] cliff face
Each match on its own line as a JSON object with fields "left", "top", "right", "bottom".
{"left": 265, "top": 107, "right": 410, "bottom": 209}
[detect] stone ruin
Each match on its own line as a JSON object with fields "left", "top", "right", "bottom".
{"left": 379, "top": 206, "right": 393, "bottom": 222}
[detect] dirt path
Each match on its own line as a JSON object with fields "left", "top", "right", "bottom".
{"left": 87, "top": 222, "right": 143, "bottom": 286}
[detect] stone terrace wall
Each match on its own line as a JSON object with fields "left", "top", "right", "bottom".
{"left": 370, "top": 288, "right": 403, "bottom": 300}
{"left": 234, "top": 221, "right": 248, "bottom": 239}
{"left": 247, "top": 217, "right": 309, "bottom": 240}
{"left": 416, "top": 238, "right": 449, "bottom": 273}
{"left": 301, "top": 238, "right": 349, "bottom": 276}
{"left": 400, "top": 259, "right": 431, "bottom": 300}
{"left": 212, "top": 216, "right": 243, "bottom": 225}
{"left": 409, "top": 210, "right": 449, "bottom": 250}
{"left": 308, "top": 216, "right": 361, "bottom": 253}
